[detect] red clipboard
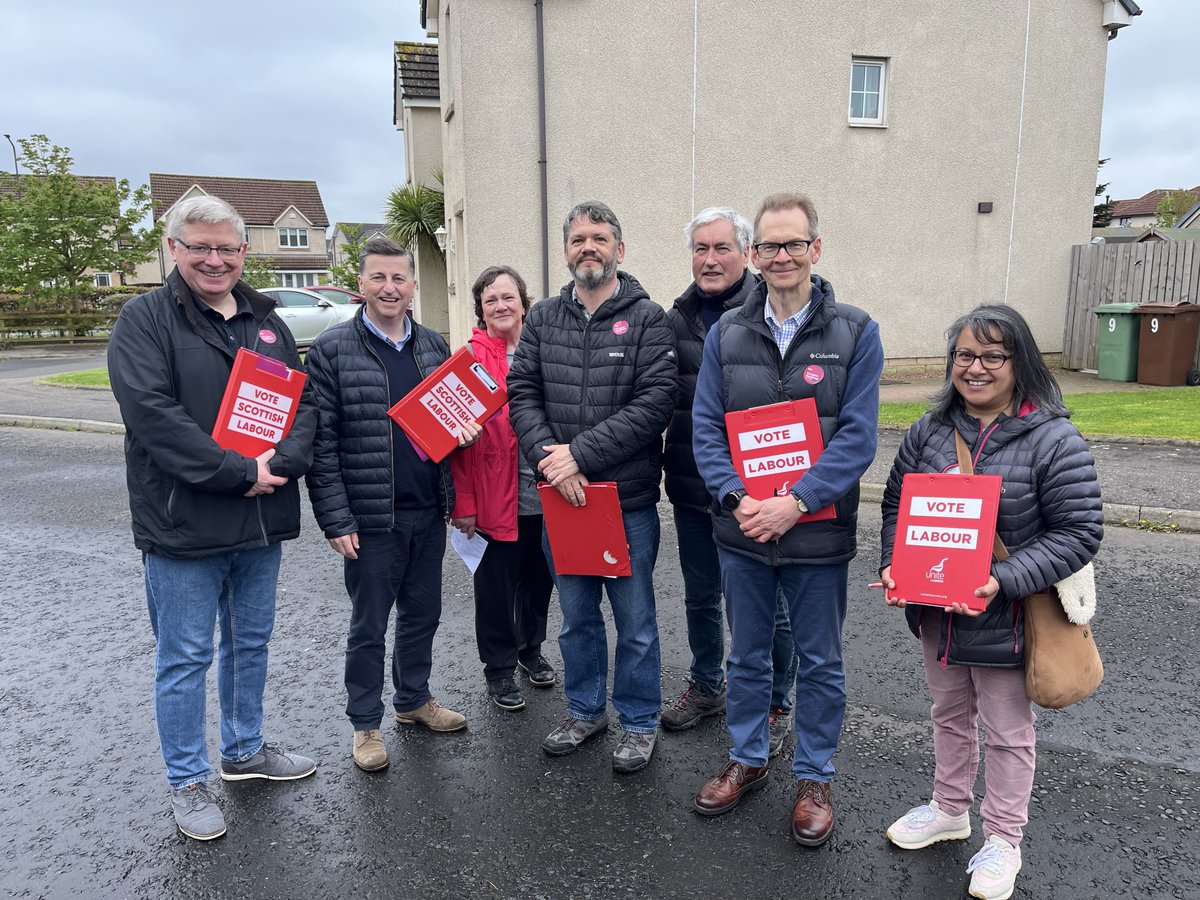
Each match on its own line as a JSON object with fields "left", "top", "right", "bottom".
{"left": 724, "top": 398, "right": 836, "bottom": 523}
{"left": 211, "top": 348, "right": 307, "bottom": 457}
{"left": 387, "top": 346, "right": 508, "bottom": 463}
{"left": 538, "top": 481, "right": 631, "bottom": 577}
{"left": 887, "top": 473, "right": 1003, "bottom": 611}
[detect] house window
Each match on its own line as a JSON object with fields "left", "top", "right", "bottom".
{"left": 1118, "top": 217, "right": 1132, "bottom": 227}
{"left": 849, "top": 58, "right": 887, "bottom": 125}
{"left": 93, "top": 273, "right": 111, "bottom": 287}
{"left": 279, "top": 272, "right": 319, "bottom": 288}
{"left": 278, "top": 227, "right": 309, "bottom": 248}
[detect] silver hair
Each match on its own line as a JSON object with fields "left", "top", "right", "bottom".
{"left": 165, "top": 195, "right": 246, "bottom": 242}
{"left": 683, "top": 207, "right": 753, "bottom": 253}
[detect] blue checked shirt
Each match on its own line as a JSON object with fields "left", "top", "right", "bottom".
{"left": 764, "top": 295, "right": 817, "bottom": 358}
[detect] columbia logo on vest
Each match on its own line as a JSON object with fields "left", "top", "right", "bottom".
{"left": 810, "top": 353, "right": 839, "bottom": 360}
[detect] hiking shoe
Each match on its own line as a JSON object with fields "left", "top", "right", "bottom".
{"left": 352, "top": 729, "right": 389, "bottom": 772}
{"left": 171, "top": 781, "right": 226, "bottom": 841}
{"left": 768, "top": 707, "right": 792, "bottom": 759}
{"left": 612, "top": 729, "right": 657, "bottom": 774}
{"left": 219, "top": 743, "right": 317, "bottom": 782}
{"left": 395, "top": 697, "right": 468, "bottom": 733}
{"left": 887, "top": 800, "right": 971, "bottom": 849}
{"left": 486, "top": 676, "right": 527, "bottom": 711}
{"left": 967, "top": 836, "right": 1022, "bottom": 900}
{"left": 661, "top": 683, "right": 725, "bottom": 731}
{"left": 517, "top": 655, "right": 557, "bottom": 687}
{"left": 541, "top": 716, "right": 609, "bottom": 756}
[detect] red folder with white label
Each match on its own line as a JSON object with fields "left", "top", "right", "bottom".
{"left": 724, "top": 398, "right": 836, "bottom": 523}
{"left": 887, "top": 473, "right": 1003, "bottom": 611}
{"left": 387, "top": 346, "right": 508, "bottom": 463}
{"left": 211, "top": 348, "right": 307, "bottom": 457}
{"left": 538, "top": 481, "right": 631, "bottom": 577}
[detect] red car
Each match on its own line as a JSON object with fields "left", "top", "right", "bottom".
{"left": 308, "top": 285, "right": 365, "bottom": 304}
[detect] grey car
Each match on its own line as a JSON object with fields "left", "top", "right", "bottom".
{"left": 260, "top": 287, "right": 358, "bottom": 349}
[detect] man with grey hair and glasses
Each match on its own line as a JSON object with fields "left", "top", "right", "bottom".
{"left": 507, "top": 200, "right": 676, "bottom": 774}
{"left": 109, "top": 195, "right": 318, "bottom": 841}
{"left": 661, "top": 207, "right": 798, "bottom": 759}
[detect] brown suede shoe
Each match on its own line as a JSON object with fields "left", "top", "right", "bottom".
{"left": 694, "top": 760, "right": 769, "bottom": 817}
{"left": 352, "top": 729, "right": 389, "bottom": 772}
{"left": 791, "top": 778, "right": 834, "bottom": 846}
{"left": 395, "top": 697, "right": 468, "bottom": 733}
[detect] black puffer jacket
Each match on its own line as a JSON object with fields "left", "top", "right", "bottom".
{"left": 108, "top": 270, "right": 316, "bottom": 559}
{"left": 507, "top": 273, "right": 677, "bottom": 511}
{"left": 305, "top": 309, "right": 454, "bottom": 538}
{"left": 664, "top": 270, "right": 758, "bottom": 511}
{"left": 880, "top": 406, "right": 1103, "bottom": 667}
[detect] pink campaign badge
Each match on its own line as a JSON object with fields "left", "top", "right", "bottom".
{"left": 803, "top": 365, "right": 824, "bottom": 385}
{"left": 612, "top": 320, "right": 629, "bottom": 335}
{"left": 259, "top": 329, "right": 277, "bottom": 345}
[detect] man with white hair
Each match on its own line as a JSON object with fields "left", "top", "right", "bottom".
{"left": 109, "top": 195, "right": 318, "bottom": 841}
{"left": 661, "top": 207, "right": 798, "bottom": 758}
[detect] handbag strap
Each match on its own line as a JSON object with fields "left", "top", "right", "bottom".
{"left": 953, "top": 431, "right": 1010, "bottom": 562}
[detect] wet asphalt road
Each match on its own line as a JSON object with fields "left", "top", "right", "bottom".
{"left": 1, "top": 426, "right": 1198, "bottom": 899}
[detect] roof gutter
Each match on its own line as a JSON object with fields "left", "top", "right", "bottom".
{"left": 535, "top": 0, "right": 550, "bottom": 298}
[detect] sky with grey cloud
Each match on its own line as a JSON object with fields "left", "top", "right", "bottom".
{"left": 1, "top": 1, "right": 1194, "bottom": 228}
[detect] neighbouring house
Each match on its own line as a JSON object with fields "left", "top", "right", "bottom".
{"left": 330, "top": 222, "right": 390, "bottom": 270}
{"left": 1109, "top": 186, "right": 1200, "bottom": 230}
{"left": 148, "top": 174, "right": 331, "bottom": 288}
{"left": 394, "top": 40, "right": 450, "bottom": 337}
{"left": 411, "top": 0, "right": 1140, "bottom": 358}
{"left": 1091, "top": 226, "right": 1200, "bottom": 244}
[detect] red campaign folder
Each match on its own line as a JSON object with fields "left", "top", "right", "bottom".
{"left": 887, "top": 473, "right": 1003, "bottom": 611}
{"left": 538, "top": 481, "right": 632, "bottom": 577}
{"left": 724, "top": 398, "right": 836, "bottom": 523}
{"left": 211, "top": 348, "right": 307, "bottom": 457}
{"left": 387, "top": 346, "right": 508, "bottom": 463}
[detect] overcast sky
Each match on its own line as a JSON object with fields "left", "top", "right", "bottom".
{"left": 0, "top": 0, "right": 1194, "bottom": 227}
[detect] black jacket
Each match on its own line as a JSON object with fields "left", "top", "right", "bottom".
{"left": 507, "top": 272, "right": 677, "bottom": 511}
{"left": 305, "top": 308, "right": 454, "bottom": 538}
{"left": 664, "top": 270, "right": 758, "bottom": 511}
{"left": 108, "top": 270, "right": 316, "bottom": 559}
{"left": 880, "top": 406, "right": 1103, "bottom": 667}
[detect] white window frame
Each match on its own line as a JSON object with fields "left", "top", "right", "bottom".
{"left": 93, "top": 272, "right": 111, "bottom": 287}
{"left": 278, "top": 227, "right": 309, "bottom": 249}
{"left": 279, "top": 271, "right": 319, "bottom": 288}
{"left": 849, "top": 57, "right": 887, "bottom": 127}
{"left": 1118, "top": 217, "right": 1132, "bottom": 228}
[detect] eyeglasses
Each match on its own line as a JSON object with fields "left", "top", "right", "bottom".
{"left": 951, "top": 349, "right": 1012, "bottom": 370}
{"left": 752, "top": 239, "right": 814, "bottom": 259}
{"left": 174, "top": 239, "right": 244, "bottom": 260}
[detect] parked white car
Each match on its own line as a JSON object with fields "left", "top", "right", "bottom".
{"left": 260, "top": 287, "right": 358, "bottom": 349}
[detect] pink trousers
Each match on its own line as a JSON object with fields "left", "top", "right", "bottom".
{"left": 921, "top": 624, "right": 1036, "bottom": 846}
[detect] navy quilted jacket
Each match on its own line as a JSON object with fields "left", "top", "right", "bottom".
{"left": 880, "top": 405, "right": 1103, "bottom": 667}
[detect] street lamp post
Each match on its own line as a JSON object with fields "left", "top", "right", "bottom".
{"left": 3, "top": 133, "right": 17, "bottom": 178}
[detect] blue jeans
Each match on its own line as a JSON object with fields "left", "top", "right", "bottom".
{"left": 673, "top": 505, "right": 797, "bottom": 709}
{"left": 718, "top": 549, "right": 848, "bottom": 779}
{"left": 144, "top": 544, "right": 281, "bottom": 788}
{"left": 542, "top": 505, "right": 662, "bottom": 733}
{"left": 344, "top": 509, "right": 446, "bottom": 729}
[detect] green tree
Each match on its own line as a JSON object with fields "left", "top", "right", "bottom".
{"left": 384, "top": 176, "right": 445, "bottom": 268}
{"left": 1153, "top": 189, "right": 1198, "bottom": 229}
{"left": 1093, "top": 158, "right": 1114, "bottom": 228}
{"left": 0, "top": 134, "right": 160, "bottom": 306}
{"left": 239, "top": 254, "right": 278, "bottom": 290}
{"left": 329, "top": 224, "right": 368, "bottom": 290}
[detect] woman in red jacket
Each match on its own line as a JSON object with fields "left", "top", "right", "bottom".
{"left": 451, "top": 266, "right": 556, "bottom": 710}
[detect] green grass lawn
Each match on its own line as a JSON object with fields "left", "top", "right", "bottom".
{"left": 37, "top": 369, "right": 1200, "bottom": 440}
{"left": 881, "top": 389, "right": 1200, "bottom": 440}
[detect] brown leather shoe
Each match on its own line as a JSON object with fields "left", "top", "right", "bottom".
{"left": 694, "top": 760, "right": 769, "bottom": 817}
{"left": 791, "top": 778, "right": 834, "bottom": 846}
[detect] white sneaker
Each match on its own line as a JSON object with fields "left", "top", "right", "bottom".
{"left": 886, "top": 800, "right": 972, "bottom": 849}
{"left": 967, "top": 835, "right": 1022, "bottom": 900}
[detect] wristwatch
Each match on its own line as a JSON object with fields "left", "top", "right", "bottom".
{"left": 793, "top": 493, "right": 809, "bottom": 514}
{"left": 721, "top": 489, "right": 747, "bottom": 511}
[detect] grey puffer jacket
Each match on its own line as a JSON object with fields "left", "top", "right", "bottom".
{"left": 507, "top": 272, "right": 677, "bottom": 512}
{"left": 880, "top": 405, "right": 1103, "bottom": 668}
{"left": 305, "top": 308, "right": 454, "bottom": 538}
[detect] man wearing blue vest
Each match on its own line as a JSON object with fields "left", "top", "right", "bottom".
{"left": 690, "top": 193, "right": 883, "bottom": 845}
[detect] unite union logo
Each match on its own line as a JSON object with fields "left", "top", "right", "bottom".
{"left": 926, "top": 557, "right": 949, "bottom": 583}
